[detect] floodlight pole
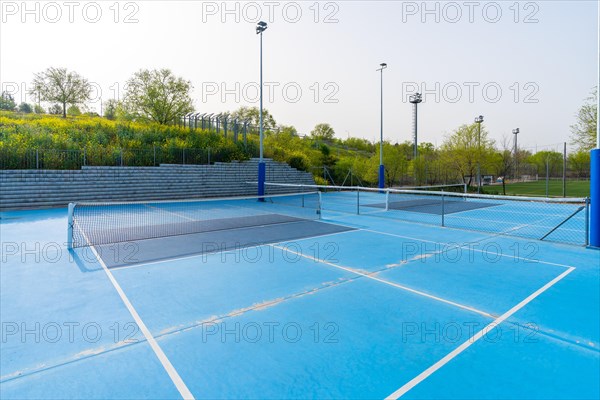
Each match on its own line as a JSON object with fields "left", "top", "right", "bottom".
{"left": 410, "top": 93, "right": 423, "bottom": 160}
{"left": 513, "top": 128, "right": 519, "bottom": 180}
{"left": 377, "top": 63, "right": 387, "bottom": 189}
{"left": 475, "top": 115, "right": 484, "bottom": 194}
{"left": 256, "top": 21, "right": 267, "bottom": 198}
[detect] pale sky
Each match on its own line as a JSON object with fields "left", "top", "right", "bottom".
{"left": 1, "top": 0, "right": 598, "bottom": 151}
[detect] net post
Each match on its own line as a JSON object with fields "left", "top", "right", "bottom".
{"left": 67, "top": 202, "right": 75, "bottom": 249}
{"left": 441, "top": 190, "right": 445, "bottom": 227}
{"left": 585, "top": 197, "right": 590, "bottom": 247}
{"left": 317, "top": 191, "right": 322, "bottom": 220}
{"left": 385, "top": 189, "right": 389, "bottom": 211}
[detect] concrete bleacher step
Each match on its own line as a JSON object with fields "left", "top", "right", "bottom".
{"left": 0, "top": 159, "right": 315, "bottom": 210}
{"left": 0, "top": 179, "right": 313, "bottom": 194}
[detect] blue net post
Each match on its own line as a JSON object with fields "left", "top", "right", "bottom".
{"left": 258, "top": 161, "right": 266, "bottom": 201}
{"left": 590, "top": 148, "right": 600, "bottom": 247}
{"left": 378, "top": 164, "right": 385, "bottom": 189}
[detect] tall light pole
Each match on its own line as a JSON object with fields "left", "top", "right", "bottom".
{"left": 409, "top": 92, "right": 423, "bottom": 160}
{"left": 256, "top": 21, "right": 267, "bottom": 198}
{"left": 512, "top": 128, "right": 519, "bottom": 180}
{"left": 474, "top": 115, "right": 484, "bottom": 194}
{"left": 377, "top": 62, "right": 387, "bottom": 189}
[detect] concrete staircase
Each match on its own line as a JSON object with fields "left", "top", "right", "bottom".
{"left": 0, "top": 159, "right": 315, "bottom": 210}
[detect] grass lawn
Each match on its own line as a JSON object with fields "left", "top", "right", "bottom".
{"left": 489, "top": 180, "right": 590, "bottom": 198}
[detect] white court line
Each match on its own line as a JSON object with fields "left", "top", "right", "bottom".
{"left": 315, "top": 213, "right": 574, "bottom": 269}
{"left": 272, "top": 245, "right": 496, "bottom": 319}
{"left": 385, "top": 266, "right": 575, "bottom": 399}
{"left": 89, "top": 245, "right": 194, "bottom": 399}
{"left": 76, "top": 220, "right": 194, "bottom": 400}
{"left": 355, "top": 227, "right": 573, "bottom": 269}
{"left": 146, "top": 204, "right": 196, "bottom": 221}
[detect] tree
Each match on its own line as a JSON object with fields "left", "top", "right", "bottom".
{"left": 311, "top": 123, "right": 335, "bottom": 140}
{"left": 318, "top": 144, "right": 337, "bottom": 171}
{"left": 34, "top": 104, "right": 45, "bottom": 114}
{"left": 103, "top": 99, "right": 119, "bottom": 120}
{"left": 489, "top": 136, "right": 514, "bottom": 195}
{"left": 384, "top": 143, "right": 410, "bottom": 186}
{"left": 230, "top": 106, "right": 277, "bottom": 130}
{"left": 570, "top": 88, "right": 597, "bottom": 151}
{"left": 277, "top": 125, "right": 298, "bottom": 136}
{"left": 413, "top": 142, "right": 438, "bottom": 185}
{"left": 567, "top": 150, "right": 591, "bottom": 179}
{"left": 527, "top": 151, "right": 563, "bottom": 177}
{"left": 67, "top": 105, "right": 81, "bottom": 116}
{"left": 18, "top": 103, "right": 33, "bottom": 113}
{"left": 48, "top": 104, "right": 62, "bottom": 115}
{"left": 123, "top": 68, "right": 194, "bottom": 124}
{"left": 0, "top": 92, "right": 16, "bottom": 111}
{"left": 440, "top": 123, "right": 495, "bottom": 186}
{"left": 30, "top": 67, "right": 92, "bottom": 118}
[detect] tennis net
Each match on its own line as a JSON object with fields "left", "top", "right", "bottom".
{"left": 68, "top": 192, "right": 321, "bottom": 248}
{"left": 263, "top": 183, "right": 590, "bottom": 246}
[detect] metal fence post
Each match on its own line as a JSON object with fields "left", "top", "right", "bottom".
{"left": 207, "top": 148, "right": 211, "bottom": 165}
{"left": 36, "top": 149, "right": 39, "bottom": 169}
{"left": 563, "top": 142, "right": 567, "bottom": 197}
{"left": 153, "top": 146, "right": 156, "bottom": 166}
{"left": 183, "top": 148, "right": 186, "bottom": 165}
{"left": 545, "top": 159, "right": 549, "bottom": 197}
{"left": 357, "top": 188, "right": 360, "bottom": 215}
{"left": 585, "top": 197, "right": 590, "bottom": 246}
{"left": 83, "top": 148, "right": 87, "bottom": 166}
{"left": 120, "top": 148, "right": 123, "bottom": 166}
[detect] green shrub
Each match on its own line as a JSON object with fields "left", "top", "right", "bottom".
{"left": 287, "top": 153, "right": 308, "bottom": 171}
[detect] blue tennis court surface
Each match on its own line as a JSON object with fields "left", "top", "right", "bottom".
{"left": 1, "top": 193, "right": 599, "bottom": 399}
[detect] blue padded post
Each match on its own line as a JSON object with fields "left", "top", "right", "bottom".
{"left": 590, "top": 148, "right": 600, "bottom": 247}
{"left": 258, "top": 161, "right": 266, "bottom": 201}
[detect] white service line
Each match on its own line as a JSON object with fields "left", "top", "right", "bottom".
{"left": 88, "top": 243, "right": 194, "bottom": 399}
{"left": 385, "top": 266, "right": 576, "bottom": 399}
{"left": 356, "top": 227, "right": 573, "bottom": 269}
{"left": 272, "top": 245, "right": 495, "bottom": 319}
{"left": 145, "top": 204, "right": 196, "bottom": 221}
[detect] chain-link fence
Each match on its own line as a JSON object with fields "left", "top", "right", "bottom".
{"left": 0, "top": 147, "right": 257, "bottom": 170}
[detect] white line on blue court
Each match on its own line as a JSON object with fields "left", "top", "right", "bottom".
{"left": 385, "top": 266, "right": 576, "bottom": 399}
{"left": 354, "top": 227, "right": 573, "bottom": 269}
{"left": 145, "top": 204, "right": 196, "bottom": 221}
{"left": 81, "top": 229, "right": 195, "bottom": 400}
{"left": 271, "top": 244, "right": 497, "bottom": 319}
